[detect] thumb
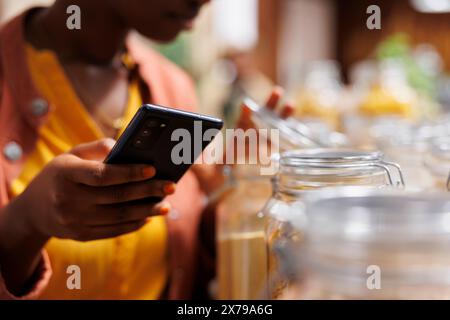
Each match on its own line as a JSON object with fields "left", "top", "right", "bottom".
{"left": 69, "top": 138, "right": 116, "bottom": 161}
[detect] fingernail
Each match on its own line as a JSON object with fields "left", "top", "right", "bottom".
{"left": 280, "top": 103, "right": 295, "bottom": 119}
{"left": 266, "top": 86, "right": 284, "bottom": 110}
{"left": 103, "top": 138, "right": 117, "bottom": 149}
{"left": 163, "top": 183, "right": 176, "bottom": 195}
{"left": 142, "top": 166, "right": 156, "bottom": 178}
{"left": 241, "top": 103, "right": 252, "bottom": 117}
{"left": 159, "top": 203, "right": 171, "bottom": 215}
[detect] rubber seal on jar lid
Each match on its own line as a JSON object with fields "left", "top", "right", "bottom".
{"left": 281, "top": 149, "right": 384, "bottom": 164}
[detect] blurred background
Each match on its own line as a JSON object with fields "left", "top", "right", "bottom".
{"left": 1, "top": 0, "right": 449, "bottom": 128}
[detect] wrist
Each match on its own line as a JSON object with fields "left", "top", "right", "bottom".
{"left": 0, "top": 198, "right": 49, "bottom": 296}
{"left": 0, "top": 197, "right": 49, "bottom": 252}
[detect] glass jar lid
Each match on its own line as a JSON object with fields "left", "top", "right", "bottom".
{"left": 279, "top": 149, "right": 405, "bottom": 188}
{"left": 281, "top": 149, "right": 383, "bottom": 164}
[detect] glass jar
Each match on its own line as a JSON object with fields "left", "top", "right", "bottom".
{"left": 372, "top": 121, "right": 441, "bottom": 191}
{"left": 294, "top": 60, "right": 344, "bottom": 130}
{"left": 281, "top": 189, "right": 450, "bottom": 300}
{"left": 216, "top": 97, "right": 320, "bottom": 300}
{"left": 343, "top": 59, "right": 419, "bottom": 148}
{"left": 263, "top": 149, "right": 404, "bottom": 299}
{"left": 425, "top": 136, "right": 450, "bottom": 191}
{"left": 358, "top": 59, "right": 418, "bottom": 119}
{"left": 217, "top": 164, "right": 273, "bottom": 300}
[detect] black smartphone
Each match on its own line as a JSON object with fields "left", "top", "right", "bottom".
{"left": 105, "top": 104, "right": 223, "bottom": 186}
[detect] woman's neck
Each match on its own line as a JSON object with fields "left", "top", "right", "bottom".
{"left": 25, "top": 1, "right": 129, "bottom": 66}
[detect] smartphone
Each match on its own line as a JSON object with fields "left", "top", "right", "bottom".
{"left": 105, "top": 103, "right": 223, "bottom": 187}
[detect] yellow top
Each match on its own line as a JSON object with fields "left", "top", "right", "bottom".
{"left": 10, "top": 45, "right": 168, "bottom": 299}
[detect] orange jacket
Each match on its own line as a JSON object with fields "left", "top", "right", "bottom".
{"left": 0, "top": 11, "right": 210, "bottom": 300}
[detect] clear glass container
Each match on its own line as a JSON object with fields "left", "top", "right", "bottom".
{"left": 425, "top": 136, "right": 450, "bottom": 191}
{"left": 294, "top": 61, "right": 344, "bottom": 130}
{"left": 358, "top": 59, "right": 418, "bottom": 119}
{"left": 343, "top": 60, "right": 419, "bottom": 148}
{"left": 262, "top": 149, "right": 404, "bottom": 299}
{"left": 217, "top": 165, "right": 273, "bottom": 300}
{"left": 216, "top": 96, "right": 322, "bottom": 300}
{"left": 280, "top": 189, "right": 450, "bottom": 300}
{"left": 373, "top": 121, "right": 442, "bottom": 191}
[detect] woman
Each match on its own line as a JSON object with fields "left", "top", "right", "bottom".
{"left": 0, "top": 0, "right": 213, "bottom": 299}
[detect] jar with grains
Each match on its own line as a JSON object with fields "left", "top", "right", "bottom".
{"left": 216, "top": 98, "right": 325, "bottom": 300}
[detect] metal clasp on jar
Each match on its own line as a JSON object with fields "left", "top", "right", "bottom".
{"left": 294, "top": 161, "right": 405, "bottom": 189}
{"left": 376, "top": 160, "right": 405, "bottom": 188}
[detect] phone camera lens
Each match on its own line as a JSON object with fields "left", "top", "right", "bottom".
{"left": 141, "top": 129, "right": 151, "bottom": 137}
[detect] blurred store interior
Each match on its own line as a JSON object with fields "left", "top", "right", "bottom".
{"left": 1, "top": 0, "right": 449, "bottom": 125}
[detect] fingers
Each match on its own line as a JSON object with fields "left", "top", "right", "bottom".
{"left": 265, "top": 87, "right": 295, "bottom": 119}
{"left": 237, "top": 86, "right": 290, "bottom": 129}
{"left": 280, "top": 102, "right": 295, "bottom": 119}
{"left": 83, "top": 220, "right": 148, "bottom": 241}
{"left": 69, "top": 138, "right": 116, "bottom": 161}
{"left": 266, "top": 86, "right": 284, "bottom": 110}
{"left": 63, "top": 158, "right": 157, "bottom": 187}
{"left": 237, "top": 103, "right": 254, "bottom": 130}
{"left": 89, "top": 180, "right": 176, "bottom": 205}
{"left": 241, "top": 86, "right": 289, "bottom": 117}
{"left": 84, "top": 201, "right": 171, "bottom": 227}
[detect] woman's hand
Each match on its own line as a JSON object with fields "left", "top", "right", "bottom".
{"left": 222, "top": 86, "right": 293, "bottom": 166}
{"left": 236, "top": 86, "right": 294, "bottom": 130}
{"left": 14, "top": 138, "right": 175, "bottom": 242}
{"left": 193, "top": 86, "right": 293, "bottom": 195}
{"left": 0, "top": 138, "right": 175, "bottom": 295}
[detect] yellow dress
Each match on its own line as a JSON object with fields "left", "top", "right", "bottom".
{"left": 10, "top": 45, "right": 168, "bottom": 299}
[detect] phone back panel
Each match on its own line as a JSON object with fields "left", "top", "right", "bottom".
{"left": 105, "top": 104, "right": 223, "bottom": 183}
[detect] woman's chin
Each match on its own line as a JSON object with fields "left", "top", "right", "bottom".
{"left": 140, "top": 27, "right": 183, "bottom": 43}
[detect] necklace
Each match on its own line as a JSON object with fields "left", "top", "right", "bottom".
{"left": 95, "top": 111, "right": 126, "bottom": 131}
{"left": 93, "top": 53, "right": 137, "bottom": 132}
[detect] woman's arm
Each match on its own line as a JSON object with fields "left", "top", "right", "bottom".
{"left": 0, "top": 139, "right": 176, "bottom": 297}
{"left": 0, "top": 200, "right": 49, "bottom": 296}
